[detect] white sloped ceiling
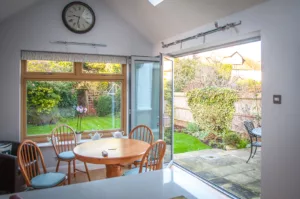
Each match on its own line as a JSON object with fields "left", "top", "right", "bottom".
{"left": 104, "top": 0, "right": 267, "bottom": 43}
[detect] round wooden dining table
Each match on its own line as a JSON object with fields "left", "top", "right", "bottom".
{"left": 73, "top": 138, "right": 150, "bottom": 178}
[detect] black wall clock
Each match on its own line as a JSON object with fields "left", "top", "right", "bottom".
{"left": 62, "top": 1, "right": 96, "bottom": 34}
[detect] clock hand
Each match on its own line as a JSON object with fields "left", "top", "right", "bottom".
{"left": 77, "top": 18, "right": 80, "bottom": 28}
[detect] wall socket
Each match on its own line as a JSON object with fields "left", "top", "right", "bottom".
{"left": 273, "top": 95, "right": 281, "bottom": 104}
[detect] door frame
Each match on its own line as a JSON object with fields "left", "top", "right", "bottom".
{"left": 160, "top": 54, "right": 175, "bottom": 161}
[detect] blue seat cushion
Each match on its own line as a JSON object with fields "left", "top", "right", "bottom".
{"left": 31, "top": 173, "right": 66, "bottom": 189}
{"left": 123, "top": 167, "right": 147, "bottom": 176}
{"left": 58, "top": 151, "right": 75, "bottom": 160}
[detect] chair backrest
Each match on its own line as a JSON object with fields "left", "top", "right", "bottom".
{"left": 139, "top": 140, "right": 166, "bottom": 173}
{"left": 244, "top": 121, "right": 255, "bottom": 135}
{"left": 17, "top": 140, "right": 47, "bottom": 186}
{"left": 129, "top": 125, "right": 154, "bottom": 145}
{"left": 51, "top": 124, "right": 76, "bottom": 156}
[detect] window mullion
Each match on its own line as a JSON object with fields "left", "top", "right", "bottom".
{"left": 74, "top": 62, "right": 83, "bottom": 76}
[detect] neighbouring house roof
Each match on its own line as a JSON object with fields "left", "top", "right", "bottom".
{"left": 222, "top": 52, "right": 245, "bottom": 65}
{"left": 202, "top": 51, "right": 261, "bottom": 71}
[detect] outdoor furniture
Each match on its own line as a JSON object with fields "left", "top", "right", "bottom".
{"left": 17, "top": 140, "right": 67, "bottom": 189}
{"left": 73, "top": 138, "right": 150, "bottom": 178}
{"left": 0, "top": 141, "right": 25, "bottom": 194}
{"left": 124, "top": 140, "right": 166, "bottom": 176}
{"left": 51, "top": 124, "right": 91, "bottom": 184}
{"left": 244, "top": 121, "right": 262, "bottom": 163}
{"left": 128, "top": 125, "right": 154, "bottom": 168}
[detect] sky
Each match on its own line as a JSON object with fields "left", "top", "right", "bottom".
{"left": 182, "top": 41, "right": 261, "bottom": 62}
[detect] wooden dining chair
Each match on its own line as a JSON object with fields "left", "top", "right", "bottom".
{"left": 129, "top": 125, "right": 154, "bottom": 168}
{"left": 51, "top": 124, "right": 91, "bottom": 184}
{"left": 123, "top": 140, "right": 167, "bottom": 176}
{"left": 17, "top": 140, "right": 67, "bottom": 189}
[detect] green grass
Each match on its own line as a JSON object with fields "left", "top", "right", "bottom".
{"left": 174, "top": 132, "right": 211, "bottom": 154}
{"left": 27, "top": 116, "right": 121, "bottom": 135}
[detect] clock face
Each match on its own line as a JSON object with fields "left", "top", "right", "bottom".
{"left": 62, "top": 2, "right": 96, "bottom": 34}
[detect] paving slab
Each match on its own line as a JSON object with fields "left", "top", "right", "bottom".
{"left": 209, "top": 165, "right": 244, "bottom": 177}
{"left": 195, "top": 171, "right": 218, "bottom": 180}
{"left": 223, "top": 183, "right": 260, "bottom": 199}
{"left": 244, "top": 170, "right": 261, "bottom": 180}
{"left": 244, "top": 180, "right": 261, "bottom": 193}
{"left": 174, "top": 148, "right": 261, "bottom": 199}
{"left": 231, "top": 163, "right": 260, "bottom": 172}
{"left": 210, "top": 177, "right": 233, "bottom": 186}
{"left": 224, "top": 173, "right": 258, "bottom": 185}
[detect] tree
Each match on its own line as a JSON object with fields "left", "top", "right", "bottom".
{"left": 83, "top": 63, "right": 121, "bottom": 74}
{"left": 27, "top": 61, "right": 73, "bottom": 73}
{"left": 174, "top": 58, "right": 198, "bottom": 92}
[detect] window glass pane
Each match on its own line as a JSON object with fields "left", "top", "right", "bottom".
{"left": 27, "top": 60, "right": 74, "bottom": 73}
{"left": 83, "top": 63, "right": 122, "bottom": 74}
{"left": 26, "top": 80, "right": 122, "bottom": 136}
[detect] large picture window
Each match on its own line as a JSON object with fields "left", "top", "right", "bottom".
{"left": 21, "top": 59, "right": 127, "bottom": 142}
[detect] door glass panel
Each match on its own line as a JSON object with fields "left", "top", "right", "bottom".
{"left": 131, "top": 60, "right": 160, "bottom": 141}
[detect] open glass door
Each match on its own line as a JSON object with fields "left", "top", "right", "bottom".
{"left": 131, "top": 55, "right": 174, "bottom": 163}
{"left": 160, "top": 55, "right": 174, "bottom": 163}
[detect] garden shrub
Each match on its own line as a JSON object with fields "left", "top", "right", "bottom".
{"left": 184, "top": 122, "right": 210, "bottom": 141}
{"left": 96, "top": 95, "right": 113, "bottom": 116}
{"left": 54, "top": 82, "right": 77, "bottom": 118}
{"left": 185, "top": 122, "right": 201, "bottom": 133}
{"left": 223, "top": 131, "right": 241, "bottom": 146}
{"left": 27, "top": 85, "right": 61, "bottom": 125}
{"left": 96, "top": 91, "right": 121, "bottom": 117}
{"left": 236, "top": 79, "right": 261, "bottom": 92}
{"left": 187, "top": 87, "right": 238, "bottom": 135}
{"left": 237, "top": 138, "right": 249, "bottom": 149}
{"left": 164, "top": 127, "right": 172, "bottom": 145}
{"left": 27, "top": 81, "right": 77, "bottom": 125}
{"left": 189, "top": 131, "right": 210, "bottom": 141}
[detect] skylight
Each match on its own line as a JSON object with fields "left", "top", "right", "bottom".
{"left": 149, "top": 0, "right": 164, "bottom": 6}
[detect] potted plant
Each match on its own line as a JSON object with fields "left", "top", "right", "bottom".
{"left": 75, "top": 105, "right": 88, "bottom": 142}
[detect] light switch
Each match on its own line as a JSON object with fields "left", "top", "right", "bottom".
{"left": 273, "top": 95, "right": 281, "bottom": 104}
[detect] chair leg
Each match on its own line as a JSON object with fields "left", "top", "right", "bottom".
{"left": 84, "top": 162, "right": 91, "bottom": 181}
{"left": 246, "top": 145, "right": 253, "bottom": 163}
{"left": 252, "top": 146, "right": 258, "bottom": 158}
{"left": 73, "top": 159, "right": 76, "bottom": 178}
{"left": 68, "top": 161, "right": 71, "bottom": 185}
{"left": 56, "top": 159, "right": 60, "bottom": 172}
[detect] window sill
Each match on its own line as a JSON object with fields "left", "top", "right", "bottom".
{"left": 37, "top": 137, "right": 128, "bottom": 148}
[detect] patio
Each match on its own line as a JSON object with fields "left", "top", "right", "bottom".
{"left": 174, "top": 148, "right": 261, "bottom": 199}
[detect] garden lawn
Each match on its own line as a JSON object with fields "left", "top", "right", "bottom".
{"left": 27, "top": 116, "right": 121, "bottom": 135}
{"left": 174, "top": 132, "right": 211, "bottom": 154}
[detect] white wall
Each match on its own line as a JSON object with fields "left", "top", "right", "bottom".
{"left": 0, "top": 0, "right": 153, "bottom": 142}
{"left": 155, "top": 0, "right": 300, "bottom": 198}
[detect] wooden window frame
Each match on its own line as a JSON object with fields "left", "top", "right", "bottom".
{"left": 21, "top": 60, "right": 127, "bottom": 142}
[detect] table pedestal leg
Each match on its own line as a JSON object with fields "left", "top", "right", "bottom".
{"left": 106, "top": 164, "right": 122, "bottom": 178}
